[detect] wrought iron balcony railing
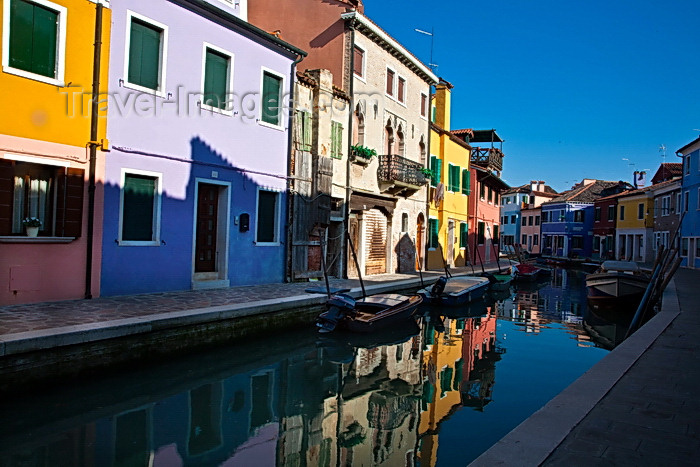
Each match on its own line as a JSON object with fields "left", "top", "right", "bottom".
{"left": 377, "top": 155, "right": 429, "bottom": 193}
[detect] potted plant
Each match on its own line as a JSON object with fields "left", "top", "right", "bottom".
{"left": 22, "top": 217, "right": 42, "bottom": 237}
{"left": 350, "top": 144, "right": 376, "bottom": 165}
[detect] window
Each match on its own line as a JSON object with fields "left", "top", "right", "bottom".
{"left": 535, "top": 215, "right": 540, "bottom": 226}
{"left": 420, "top": 93, "right": 428, "bottom": 118}
{"left": 574, "top": 210, "right": 585, "bottom": 223}
{"left": 653, "top": 198, "right": 658, "bottom": 218}
{"left": 594, "top": 207, "right": 601, "bottom": 222}
{"left": 681, "top": 238, "right": 688, "bottom": 257}
{"left": 619, "top": 205, "right": 625, "bottom": 221}
{"left": 572, "top": 236, "right": 583, "bottom": 249}
{"left": 528, "top": 216, "right": 533, "bottom": 226}
{"left": 261, "top": 70, "right": 283, "bottom": 126}
{"left": 397, "top": 76, "right": 406, "bottom": 103}
{"left": 522, "top": 195, "right": 528, "bottom": 203}
{"left": 510, "top": 215, "right": 516, "bottom": 224}
{"left": 685, "top": 155, "right": 691, "bottom": 175}
{"left": 461, "top": 169, "right": 470, "bottom": 195}
{"left": 479, "top": 183, "right": 485, "bottom": 200}
{"left": 684, "top": 191, "right": 689, "bottom": 212}
{"left": 296, "top": 110, "right": 312, "bottom": 152}
{"left": 0, "top": 158, "right": 83, "bottom": 237}
{"left": 521, "top": 234, "right": 527, "bottom": 244}
{"left": 477, "top": 221, "right": 485, "bottom": 245}
{"left": 120, "top": 171, "right": 161, "bottom": 244}
{"left": 126, "top": 12, "right": 168, "bottom": 93}
{"left": 521, "top": 216, "right": 526, "bottom": 226}
{"left": 429, "top": 155, "right": 442, "bottom": 188}
{"left": 330, "top": 121, "right": 343, "bottom": 159}
{"left": 448, "top": 164, "right": 460, "bottom": 192}
{"left": 202, "top": 45, "right": 232, "bottom": 111}
{"left": 608, "top": 205, "right": 616, "bottom": 221}
{"left": 256, "top": 189, "right": 279, "bottom": 243}
{"left": 637, "top": 202, "right": 644, "bottom": 219}
{"left": 353, "top": 45, "right": 364, "bottom": 78}
{"left": 488, "top": 187, "right": 493, "bottom": 203}
{"left": 677, "top": 192, "right": 682, "bottom": 213}
{"left": 698, "top": 188, "right": 700, "bottom": 210}
{"left": 386, "top": 68, "right": 395, "bottom": 97}
{"left": 533, "top": 234, "right": 539, "bottom": 245}
{"left": 502, "top": 216, "right": 508, "bottom": 225}
{"left": 3, "top": 0, "right": 67, "bottom": 85}
{"left": 459, "top": 222, "right": 468, "bottom": 248}
{"left": 493, "top": 224, "right": 499, "bottom": 244}
{"left": 541, "top": 211, "right": 548, "bottom": 223}
{"left": 401, "top": 213, "right": 408, "bottom": 232}
{"left": 428, "top": 218, "right": 439, "bottom": 249}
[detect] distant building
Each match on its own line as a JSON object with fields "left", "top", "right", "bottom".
{"left": 501, "top": 181, "right": 557, "bottom": 253}
{"left": 677, "top": 136, "right": 700, "bottom": 268}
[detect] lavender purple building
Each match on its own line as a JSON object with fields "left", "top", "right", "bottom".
{"left": 101, "top": 0, "right": 304, "bottom": 295}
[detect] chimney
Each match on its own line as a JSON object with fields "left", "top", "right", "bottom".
{"left": 538, "top": 180, "right": 545, "bottom": 192}
{"left": 434, "top": 79, "right": 453, "bottom": 131}
{"left": 530, "top": 180, "right": 538, "bottom": 191}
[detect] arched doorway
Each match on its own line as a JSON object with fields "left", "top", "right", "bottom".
{"left": 416, "top": 213, "right": 425, "bottom": 270}
{"left": 385, "top": 120, "right": 394, "bottom": 155}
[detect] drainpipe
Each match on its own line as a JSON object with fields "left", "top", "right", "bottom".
{"left": 285, "top": 52, "right": 306, "bottom": 282}
{"left": 342, "top": 21, "right": 356, "bottom": 279}
{"left": 424, "top": 92, "right": 433, "bottom": 271}
{"left": 85, "top": 2, "right": 103, "bottom": 299}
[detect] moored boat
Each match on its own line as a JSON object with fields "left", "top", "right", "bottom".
{"left": 585, "top": 261, "right": 650, "bottom": 308}
{"left": 487, "top": 268, "right": 516, "bottom": 291}
{"left": 513, "top": 263, "right": 543, "bottom": 282}
{"left": 417, "top": 275, "right": 490, "bottom": 306}
{"left": 316, "top": 293, "right": 423, "bottom": 333}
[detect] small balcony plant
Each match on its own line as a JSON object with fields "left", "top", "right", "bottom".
{"left": 350, "top": 144, "right": 376, "bottom": 165}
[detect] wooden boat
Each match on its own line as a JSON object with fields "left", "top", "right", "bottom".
{"left": 417, "top": 275, "right": 490, "bottom": 306}
{"left": 513, "top": 263, "right": 543, "bottom": 282}
{"left": 585, "top": 261, "right": 650, "bottom": 308}
{"left": 486, "top": 268, "right": 516, "bottom": 291}
{"left": 316, "top": 293, "right": 423, "bottom": 333}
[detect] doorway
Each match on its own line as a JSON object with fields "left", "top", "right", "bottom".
{"left": 447, "top": 220, "right": 455, "bottom": 267}
{"left": 193, "top": 181, "right": 230, "bottom": 288}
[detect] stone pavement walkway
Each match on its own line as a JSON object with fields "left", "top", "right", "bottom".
{"left": 471, "top": 267, "right": 700, "bottom": 466}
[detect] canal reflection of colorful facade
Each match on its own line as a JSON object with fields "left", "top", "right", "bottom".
{"left": 417, "top": 305, "right": 501, "bottom": 466}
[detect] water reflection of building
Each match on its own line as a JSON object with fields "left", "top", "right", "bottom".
{"left": 417, "top": 307, "right": 500, "bottom": 467}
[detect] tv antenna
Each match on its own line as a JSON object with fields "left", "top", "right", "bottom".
{"left": 415, "top": 28, "right": 438, "bottom": 71}
{"left": 659, "top": 144, "right": 666, "bottom": 163}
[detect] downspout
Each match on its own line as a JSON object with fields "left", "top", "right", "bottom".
{"left": 85, "top": 2, "right": 103, "bottom": 299}
{"left": 342, "top": 20, "right": 356, "bottom": 279}
{"left": 285, "top": 52, "right": 305, "bottom": 282}
{"left": 424, "top": 90, "right": 433, "bottom": 270}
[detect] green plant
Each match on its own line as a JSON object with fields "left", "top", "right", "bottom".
{"left": 419, "top": 168, "right": 434, "bottom": 180}
{"left": 351, "top": 144, "right": 377, "bottom": 160}
{"left": 22, "top": 217, "right": 42, "bottom": 227}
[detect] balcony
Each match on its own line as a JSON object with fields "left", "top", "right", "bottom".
{"left": 377, "top": 154, "right": 429, "bottom": 196}
{"left": 471, "top": 147, "right": 503, "bottom": 173}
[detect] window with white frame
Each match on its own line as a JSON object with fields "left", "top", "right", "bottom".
{"left": 3, "top": 0, "right": 67, "bottom": 86}
{"left": 256, "top": 189, "right": 280, "bottom": 244}
{"left": 125, "top": 11, "right": 168, "bottom": 95}
{"left": 661, "top": 195, "right": 670, "bottom": 215}
{"left": 120, "top": 170, "right": 162, "bottom": 245}
{"left": 420, "top": 93, "right": 428, "bottom": 118}
{"left": 260, "top": 69, "right": 283, "bottom": 127}
{"left": 677, "top": 192, "right": 682, "bottom": 214}
{"left": 201, "top": 44, "right": 233, "bottom": 112}
{"left": 685, "top": 155, "right": 691, "bottom": 175}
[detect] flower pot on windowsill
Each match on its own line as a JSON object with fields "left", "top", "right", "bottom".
{"left": 351, "top": 154, "right": 372, "bottom": 166}
{"left": 26, "top": 226, "right": 39, "bottom": 237}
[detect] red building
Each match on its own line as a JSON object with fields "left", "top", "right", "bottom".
{"left": 592, "top": 192, "right": 627, "bottom": 260}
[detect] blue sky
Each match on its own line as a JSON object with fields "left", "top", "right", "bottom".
{"left": 365, "top": 0, "right": 700, "bottom": 193}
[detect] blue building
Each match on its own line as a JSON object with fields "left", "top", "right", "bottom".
{"left": 541, "top": 180, "right": 627, "bottom": 258}
{"left": 500, "top": 181, "right": 557, "bottom": 247}
{"left": 677, "top": 136, "right": 700, "bottom": 268}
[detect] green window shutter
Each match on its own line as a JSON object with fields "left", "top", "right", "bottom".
{"left": 429, "top": 156, "right": 437, "bottom": 188}
{"left": 10, "top": 0, "right": 58, "bottom": 78}
{"left": 302, "top": 111, "right": 312, "bottom": 151}
{"left": 122, "top": 174, "right": 156, "bottom": 241}
{"left": 331, "top": 121, "right": 343, "bottom": 159}
{"left": 436, "top": 159, "right": 442, "bottom": 186}
{"left": 262, "top": 72, "right": 281, "bottom": 125}
{"left": 429, "top": 218, "right": 439, "bottom": 248}
{"left": 462, "top": 169, "right": 471, "bottom": 195}
{"left": 257, "top": 190, "right": 277, "bottom": 242}
{"left": 449, "top": 165, "right": 460, "bottom": 192}
{"left": 129, "top": 19, "right": 162, "bottom": 90}
{"left": 460, "top": 222, "right": 468, "bottom": 248}
{"left": 204, "top": 49, "right": 229, "bottom": 110}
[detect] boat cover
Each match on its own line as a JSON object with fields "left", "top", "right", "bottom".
{"left": 600, "top": 261, "right": 639, "bottom": 273}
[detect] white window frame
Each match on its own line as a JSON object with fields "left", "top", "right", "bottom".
{"left": 254, "top": 187, "right": 281, "bottom": 245}
{"left": 200, "top": 42, "right": 235, "bottom": 116}
{"left": 661, "top": 195, "right": 670, "bottom": 216}
{"left": 420, "top": 92, "right": 428, "bottom": 119}
{"left": 385, "top": 66, "right": 396, "bottom": 99}
{"left": 258, "top": 66, "right": 285, "bottom": 130}
{"left": 123, "top": 10, "right": 169, "bottom": 98}
{"left": 685, "top": 155, "right": 691, "bottom": 175}
{"left": 353, "top": 42, "right": 366, "bottom": 82}
{"left": 118, "top": 168, "right": 163, "bottom": 246}
{"left": 2, "top": 0, "right": 68, "bottom": 86}
{"left": 396, "top": 75, "right": 407, "bottom": 106}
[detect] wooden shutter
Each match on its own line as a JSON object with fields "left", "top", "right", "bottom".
{"left": 429, "top": 156, "right": 437, "bottom": 188}
{"left": 55, "top": 168, "right": 84, "bottom": 237}
{"left": 204, "top": 49, "right": 228, "bottom": 109}
{"left": 10, "top": 0, "right": 58, "bottom": 78}
{"left": 429, "top": 218, "right": 439, "bottom": 249}
{"left": 398, "top": 77, "right": 405, "bottom": 102}
{"left": 353, "top": 46, "right": 363, "bottom": 76}
{"left": 462, "top": 169, "right": 470, "bottom": 194}
{"left": 460, "top": 222, "right": 468, "bottom": 248}
{"left": 331, "top": 121, "right": 343, "bottom": 159}
{"left": 364, "top": 209, "right": 387, "bottom": 275}
{"left": 129, "top": 19, "right": 161, "bottom": 90}
{"left": 386, "top": 70, "right": 394, "bottom": 96}
{"left": 122, "top": 174, "right": 155, "bottom": 241}
{"left": 302, "top": 111, "right": 311, "bottom": 151}
{"left": 262, "top": 72, "right": 281, "bottom": 125}
{"left": 0, "top": 160, "right": 13, "bottom": 236}
{"left": 436, "top": 159, "right": 442, "bottom": 185}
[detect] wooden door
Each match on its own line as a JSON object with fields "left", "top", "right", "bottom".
{"left": 364, "top": 209, "right": 387, "bottom": 275}
{"left": 447, "top": 220, "right": 455, "bottom": 267}
{"left": 347, "top": 216, "right": 360, "bottom": 278}
{"left": 195, "top": 184, "right": 219, "bottom": 272}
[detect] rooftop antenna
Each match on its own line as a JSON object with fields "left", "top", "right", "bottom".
{"left": 414, "top": 28, "right": 438, "bottom": 71}
{"left": 659, "top": 144, "right": 666, "bottom": 163}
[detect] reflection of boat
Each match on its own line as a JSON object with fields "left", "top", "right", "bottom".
{"left": 513, "top": 263, "right": 544, "bottom": 281}
{"left": 583, "top": 306, "right": 632, "bottom": 349}
{"left": 417, "top": 275, "right": 490, "bottom": 306}
{"left": 317, "top": 320, "right": 421, "bottom": 363}
{"left": 422, "top": 298, "right": 489, "bottom": 320}
{"left": 316, "top": 293, "right": 423, "bottom": 333}
{"left": 585, "top": 261, "right": 650, "bottom": 309}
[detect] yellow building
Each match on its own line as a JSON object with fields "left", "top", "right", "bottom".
{"left": 0, "top": 0, "right": 111, "bottom": 304}
{"left": 426, "top": 79, "right": 471, "bottom": 270}
{"left": 616, "top": 189, "right": 654, "bottom": 262}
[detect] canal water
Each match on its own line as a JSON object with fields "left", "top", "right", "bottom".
{"left": 0, "top": 268, "right": 620, "bottom": 467}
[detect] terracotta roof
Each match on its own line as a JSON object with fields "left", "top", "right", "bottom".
{"left": 543, "top": 180, "right": 623, "bottom": 204}
{"left": 502, "top": 183, "right": 558, "bottom": 196}
{"left": 452, "top": 128, "right": 474, "bottom": 137}
{"left": 651, "top": 162, "right": 682, "bottom": 183}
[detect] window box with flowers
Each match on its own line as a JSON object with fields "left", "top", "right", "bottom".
{"left": 350, "top": 145, "right": 376, "bottom": 166}
{"left": 22, "top": 217, "right": 42, "bottom": 237}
